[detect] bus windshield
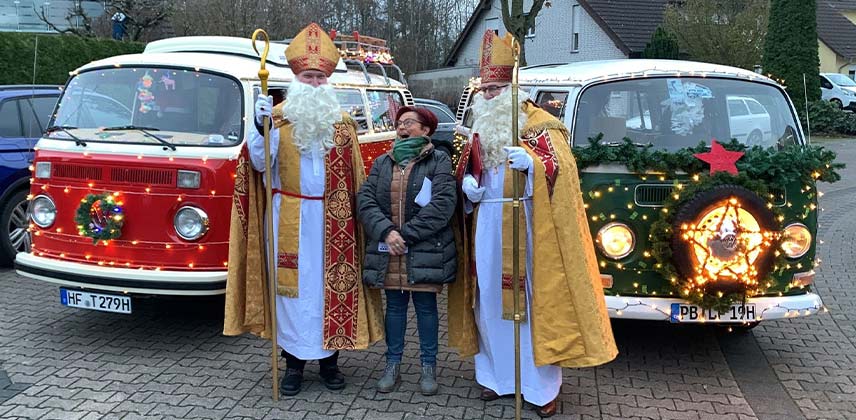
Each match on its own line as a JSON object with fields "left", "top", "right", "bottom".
{"left": 573, "top": 77, "right": 800, "bottom": 150}
{"left": 51, "top": 67, "right": 243, "bottom": 147}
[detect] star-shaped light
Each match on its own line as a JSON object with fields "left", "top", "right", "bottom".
{"left": 694, "top": 140, "right": 744, "bottom": 175}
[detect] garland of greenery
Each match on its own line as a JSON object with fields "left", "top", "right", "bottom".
{"left": 75, "top": 193, "right": 124, "bottom": 244}
{"left": 572, "top": 137, "right": 843, "bottom": 312}
{"left": 573, "top": 137, "right": 842, "bottom": 187}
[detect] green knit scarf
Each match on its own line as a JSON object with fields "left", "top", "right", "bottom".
{"left": 392, "top": 136, "right": 428, "bottom": 165}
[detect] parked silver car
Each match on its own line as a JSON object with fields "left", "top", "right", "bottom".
{"left": 413, "top": 98, "right": 456, "bottom": 143}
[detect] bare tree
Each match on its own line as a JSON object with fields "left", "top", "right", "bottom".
{"left": 109, "top": 0, "right": 173, "bottom": 41}
{"left": 169, "top": 0, "right": 479, "bottom": 72}
{"left": 500, "top": 0, "right": 550, "bottom": 66}
{"left": 33, "top": 0, "right": 96, "bottom": 37}
{"left": 34, "top": 0, "right": 172, "bottom": 41}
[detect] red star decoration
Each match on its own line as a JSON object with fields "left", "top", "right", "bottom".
{"left": 694, "top": 140, "right": 744, "bottom": 175}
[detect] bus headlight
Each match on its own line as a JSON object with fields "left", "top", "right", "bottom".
{"left": 596, "top": 222, "right": 635, "bottom": 259}
{"left": 781, "top": 223, "right": 811, "bottom": 258}
{"left": 174, "top": 206, "right": 209, "bottom": 240}
{"left": 31, "top": 195, "right": 57, "bottom": 228}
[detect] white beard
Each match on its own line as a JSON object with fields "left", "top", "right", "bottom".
{"left": 283, "top": 79, "right": 341, "bottom": 153}
{"left": 470, "top": 88, "right": 528, "bottom": 168}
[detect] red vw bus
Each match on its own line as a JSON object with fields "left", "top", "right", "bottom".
{"left": 16, "top": 36, "right": 411, "bottom": 314}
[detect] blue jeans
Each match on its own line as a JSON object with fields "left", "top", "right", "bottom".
{"left": 384, "top": 290, "right": 438, "bottom": 366}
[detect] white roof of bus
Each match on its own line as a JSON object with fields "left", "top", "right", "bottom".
{"left": 519, "top": 59, "right": 777, "bottom": 87}
{"left": 73, "top": 36, "right": 405, "bottom": 88}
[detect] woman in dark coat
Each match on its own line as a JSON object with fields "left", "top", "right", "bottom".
{"left": 357, "top": 106, "right": 457, "bottom": 396}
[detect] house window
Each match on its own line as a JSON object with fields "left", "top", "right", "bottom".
{"left": 486, "top": 17, "right": 500, "bottom": 35}
{"left": 524, "top": 13, "right": 535, "bottom": 38}
{"left": 571, "top": 4, "right": 581, "bottom": 52}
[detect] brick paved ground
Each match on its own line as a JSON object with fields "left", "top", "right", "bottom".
{"left": 0, "top": 140, "right": 852, "bottom": 420}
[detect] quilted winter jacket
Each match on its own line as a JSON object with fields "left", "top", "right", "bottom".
{"left": 357, "top": 143, "right": 457, "bottom": 289}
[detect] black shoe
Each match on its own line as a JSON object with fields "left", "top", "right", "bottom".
{"left": 320, "top": 366, "right": 346, "bottom": 390}
{"left": 280, "top": 368, "right": 303, "bottom": 396}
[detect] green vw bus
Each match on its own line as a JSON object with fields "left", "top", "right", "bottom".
{"left": 454, "top": 59, "right": 839, "bottom": 326}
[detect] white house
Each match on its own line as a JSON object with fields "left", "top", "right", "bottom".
{"left": 410, "top": 0, "right": 669, "bottom": 105}
{"left": 444, "top": 0, "right": 671, "bottom": 67}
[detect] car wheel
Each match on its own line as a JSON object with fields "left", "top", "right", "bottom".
{"left": 0, "top": 190, "right": 32, "bottom": 266}
{"left": 746, "top": 130, "right": 764, "bottom": 146}
{"left": 831, "top": 98, "right": 843, "bottom": 108}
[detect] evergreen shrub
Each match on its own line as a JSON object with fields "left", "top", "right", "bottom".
{"left": 0, "top": 33, "right": 144, "bottom": 85}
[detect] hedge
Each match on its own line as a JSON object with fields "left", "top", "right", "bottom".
{"left": 800, "top": 100, "right": 856, "bottom": 136}
{"left": 0, "top": 33, "right": 144, "bottom": 85}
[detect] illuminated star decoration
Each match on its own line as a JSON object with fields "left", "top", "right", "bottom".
{"left": 694, "top": 140, "right": 744, "bottom": 175}
{"left": 679, "top": 197, "right": 775, "bottom": 291}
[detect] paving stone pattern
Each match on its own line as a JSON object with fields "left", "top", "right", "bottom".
{"left": 0, "top": 140, "right": 853, "bottom": 419}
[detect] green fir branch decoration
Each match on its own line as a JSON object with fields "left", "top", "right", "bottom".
{"left": 572, "top": 135, "right": 843, "bottom": 186}
{"left": 571, "top": 136, "right": 842, "bottom": 312}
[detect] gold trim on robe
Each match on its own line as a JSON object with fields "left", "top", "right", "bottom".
{"left": 460, "top": 101, "right": 618, "bottom": 368}
{"left": 224, "top": 114, "right": 383, "bottom": 349}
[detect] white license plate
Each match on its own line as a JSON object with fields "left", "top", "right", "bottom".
{"left": 669, "top": 303, "right": 755, "bottom": 323}
{"left": 60, "top": 288, "right": 132, "bottom": 314}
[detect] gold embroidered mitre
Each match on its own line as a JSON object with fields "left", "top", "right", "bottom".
{"left": 286, "top": 22, "right": 339, "bottom": 76}
{"left": 479, "top": 30, "right": 514, "bottom": 83}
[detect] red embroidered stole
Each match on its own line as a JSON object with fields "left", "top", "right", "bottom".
{"left": 321, "top": 122, "right": 361, "bottom": 349}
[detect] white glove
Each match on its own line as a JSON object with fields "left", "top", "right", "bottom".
{"left": 462, "top": 174, "right": 485, "bottom": 203}
{"left": 504, "top": 146, "right": 533, "bottom": 172}
{"left": 255, "top": 95, "right": 273, "bottom": 125}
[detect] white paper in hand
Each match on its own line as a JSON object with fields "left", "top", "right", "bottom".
{"left": 414, "top": 177, "right": 432, "bottom": 207}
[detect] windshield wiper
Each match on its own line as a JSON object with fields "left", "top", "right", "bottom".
{"left": 102, "top": 125, "right": 176, "bottom": 151}
{"left": 46, "top": 125, "right": 86, "bottom": 147}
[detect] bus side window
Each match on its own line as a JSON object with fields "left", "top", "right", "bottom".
{"left": 366, "top": 90, "right": 404, "bottom": 133}
{"left": 336, "top": 89, "right": 369, "bottom": 134}
{"left": 254, "top": 87, "right": 287, "bottom": 131}
{"left": 254, "top": 87, "right": 287, "bottom": 107}
{"left": 535, "top": 90, "right": 569, "bottom": 119}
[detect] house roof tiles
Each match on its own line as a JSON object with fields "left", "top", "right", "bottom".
{"left": 579, "top": 0, "right": 669, "bottom": 56}
{"left": 818, "top": 0, "right": 856, "bottom": 60}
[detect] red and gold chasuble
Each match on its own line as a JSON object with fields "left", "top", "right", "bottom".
{"left": 224, "top": 115, "right": 383, "bottom": 349}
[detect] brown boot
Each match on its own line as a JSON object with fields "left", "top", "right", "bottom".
{"left": 480, "top": 388, "right": 500, "bottom": 401}
{"left": 535, "top": 398, "right": 558, "bottom": 418}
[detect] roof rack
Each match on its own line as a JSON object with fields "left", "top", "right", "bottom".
{"left": 333, "top": 31, "right": 406, "bottom": 86}
{"left": 342, "top": 59, "right": 406, "bottom": 86}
